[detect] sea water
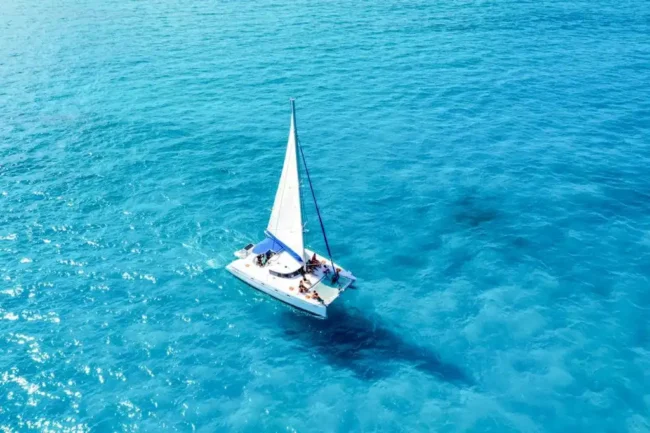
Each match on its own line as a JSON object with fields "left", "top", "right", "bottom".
{"left": 1, "top": 0, "right": 649, "bottom": 431}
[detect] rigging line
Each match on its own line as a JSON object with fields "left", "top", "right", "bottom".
{"left": 297, "top": 137, "right": 307, "bottom": 232}
{"left": 299, "top": 169, "right": 307, "bottom": 232}
{"left": 296, "top": 134, "right": 338, "bottom": 280}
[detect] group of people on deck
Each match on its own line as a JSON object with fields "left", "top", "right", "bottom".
{"left": 306, "top": 253, "right": 321, "bottom": 272}
{"left": 253, "top": 251, "right": 331, "bottom": 304}
{"left": 297, "top": 254, "right": 324, "bottom": 303}
{"left": 298, "top": 277, "right": 311, "bottom": 293}
{"left": 305, "top": 253, "right": 339, "bottom": 283}
{"left": 299, "top": 277, "right": 323, "bottom": 303}
{"left": 254, "top": 253, "right": 268, "bottom": 267}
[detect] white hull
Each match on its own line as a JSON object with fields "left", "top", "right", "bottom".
{"left": 226, "top": 248, "right": 354, "bottom": 319}
{"left": 226, "top": 263, "right": 327, "bottom": 317}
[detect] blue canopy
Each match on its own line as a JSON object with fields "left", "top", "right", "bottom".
{"left": 252, "top": 237, "right": 284, "bottom": 255}
{"left": 265, "top": 230, "right": 304, "bottom": 263}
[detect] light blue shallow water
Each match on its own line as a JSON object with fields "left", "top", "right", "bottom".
{"left": 1, "top": 0, "right": 649, "bottom": 431}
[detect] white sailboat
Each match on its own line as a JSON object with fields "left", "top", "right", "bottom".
{"left": 226, "top": 99, "right": 355, "bottom": 318}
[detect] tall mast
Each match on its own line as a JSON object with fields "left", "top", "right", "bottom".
{"left": 290, "top": 98, "right": 297, "bottom": 139}
{"left": 293, "top": 99, "right": 338, "bottom": 281}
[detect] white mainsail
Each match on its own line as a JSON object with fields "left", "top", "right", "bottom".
{"left": 266, "top": 99, "right": 304, "bottom": 261}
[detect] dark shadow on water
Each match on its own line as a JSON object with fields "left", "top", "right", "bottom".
{"left": 453, "top": 194, "right": 499, "bottom": 228}
{"left": 279, "top": 306, "right": 473, "bottom": 385}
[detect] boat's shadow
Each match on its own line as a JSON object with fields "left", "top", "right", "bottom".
{"left": 279, "top": 306, "right": 472, "bottom": 385}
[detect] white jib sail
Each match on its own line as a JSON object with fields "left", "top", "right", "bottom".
{"left": 266, "top": 100, "right": 304, "bottom": 261}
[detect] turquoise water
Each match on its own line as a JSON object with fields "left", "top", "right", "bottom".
{"left": 1, "top": 0, "right": 649, "bottom": 431}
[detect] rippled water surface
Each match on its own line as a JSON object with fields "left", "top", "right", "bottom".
{"left": 1, "top": 0, "right": 650, "bottom": 432}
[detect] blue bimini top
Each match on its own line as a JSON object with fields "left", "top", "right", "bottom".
{"left": 251, "top": 237, "right": 285, "bottom": 255}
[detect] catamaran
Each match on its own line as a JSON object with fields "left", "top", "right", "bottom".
{"left": 226, "top": 99, "right": 355, "bottom": 318}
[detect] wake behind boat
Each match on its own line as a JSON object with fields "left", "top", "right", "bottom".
{"left": 226, "top": 99, "right": 355, "bottom": 318}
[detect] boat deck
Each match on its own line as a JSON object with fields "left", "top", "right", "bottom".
{"left": 226, "top": 248, "right": 354, "bottom": 316}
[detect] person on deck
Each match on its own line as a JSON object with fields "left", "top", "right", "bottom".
{"left": 306, "top": 254, "right": 319, "bottom": 273}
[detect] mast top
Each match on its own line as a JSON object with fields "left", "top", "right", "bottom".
{"left": 289, "top": 98, "right": 296, "bottom": 128}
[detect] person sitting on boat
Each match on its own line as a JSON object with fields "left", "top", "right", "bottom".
{"left": 306, "top": 254, "right": 320, "bottom": 273}
{"left": 312, "top": 291, "right": 324, "bottom": 304}
{"left": 298, "top": 280, "right": 308, "bottom": 294}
